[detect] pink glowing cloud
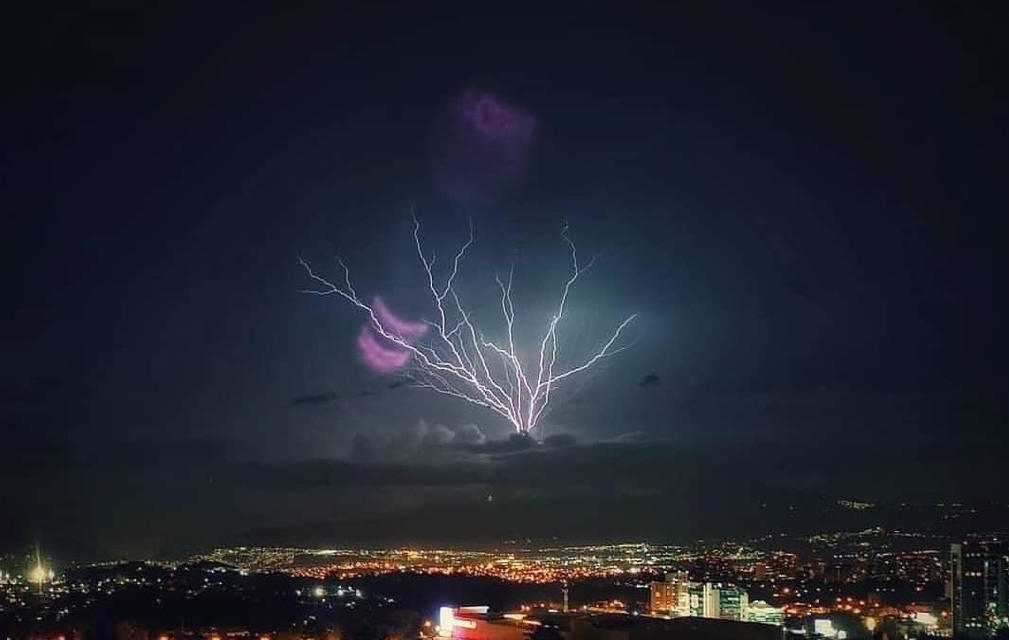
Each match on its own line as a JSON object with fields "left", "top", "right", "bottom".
{"left": 431, "top": 87, "right": 537, "bottom": 203}
{"left": 373, "top": 296, "right": 428, "bottom": 342}
{"left": 357, "top": 297, "right": 428, "bottom": 374}
{"left": 357, "top": 325, "right": 411, "bottom": 373}
{"left": 457, "top": 88, "right": 536, "bottom": 145}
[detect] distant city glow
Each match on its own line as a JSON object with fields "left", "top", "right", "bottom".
{"left": 3, "top": 531, "right": 961, "bottom": 636}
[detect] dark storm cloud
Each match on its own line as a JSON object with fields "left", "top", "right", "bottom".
{"left": 637, "top": 372, "right": 660, "bottom": 387}
{"left": 238, "top": 439, "right": 765, "bottom": 494}
{"left": 9, "top": 434, "right": 1009, "bottom": 557}
{"left": 226, "top": 438, "right": 671, "bottom": 496}
{"left": 232, "top": 438, "right": 1009, "bottom": 547}
{"left": 289, "top": 383, "right": 411, "bottom": 406}
{"left": 289, "top": 391, "right": 341, "bottom": 405}
{"left": 220, "top": 441, "right": 642, "bottom": 499}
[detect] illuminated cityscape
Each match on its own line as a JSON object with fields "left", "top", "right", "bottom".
{"left": 5, "top": 525, "right": 1009, "bottom": 638}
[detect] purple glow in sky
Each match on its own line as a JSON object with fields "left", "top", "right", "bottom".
{"left": 431, "top": 87, "right": 536, "bottom": 203}
{"left": 357, "top": 325, "right": 411, "bottom": 373}
{"left": 357, "top": 297, "right": 427, "bottom": 373}
{"left": 458, "top": 88, "right": 536, "bottom": 144}
{"left": 373, "top": 296, "right": 427, "bottom": 342}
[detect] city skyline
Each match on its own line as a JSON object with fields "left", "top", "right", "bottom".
{"left": 5, "top": 528, "right": 1003, "bottom": 637}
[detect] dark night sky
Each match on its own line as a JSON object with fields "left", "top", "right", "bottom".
{"left": 2, "top": 2, "right": 1007, "bottom": 559}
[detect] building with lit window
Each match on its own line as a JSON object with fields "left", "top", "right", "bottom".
{"left": 649, "top": 572, "right": 687, "bottom": 615}
{"left": 746, "top": 601, "right": 785, "bottom": 626}
{"left": 711, "top": 585, "right": 748, "bottom": 622}
{"left": 649, "top": 576, "right": 763, "bottom": 627}
{"left": 682, "top": 581, "right": 705, "bottom": 617}
{"left": 951, "top": 540, "right": 1009, "bottom": 637}
{"left": 649, "top": 580, "right": 676, "bottom": 615}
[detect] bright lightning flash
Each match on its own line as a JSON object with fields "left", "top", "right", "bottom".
{"left": 299, "top": 216, "right": 636, "bottom": 436}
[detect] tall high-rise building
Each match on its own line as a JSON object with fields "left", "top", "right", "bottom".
{"left": 951, "top": 541, "right": 1009, "bottom": 637}
{"left": 649, "top": 579, "right": 676, "bottom": 615}
{"left": 696, "top": 583, "right": 748, "bottom": 621}
{"left": 679, "top": 580, "right": 749, "bottom": 621}
{"left": 675, "top": 577, "right": 692, "bottom": 616}
{"left": 685, "top": 581, "right": 706, "bottom": 617}
{"left": 649, "top": 571, "right": 688, "bottom": 615}
{"left": 713, "top": 584, "right": 749, "bottom": 621}
{"left": 702, "top": 582, "right": 717, "bottom": 618}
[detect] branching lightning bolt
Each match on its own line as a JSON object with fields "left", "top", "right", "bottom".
{"left": 298, "top": 215, "right": 636, "bottom": 436}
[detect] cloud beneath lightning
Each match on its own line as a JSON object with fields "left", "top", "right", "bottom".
{"left": 349, "top": 420, "right": 490, "bottom": 463}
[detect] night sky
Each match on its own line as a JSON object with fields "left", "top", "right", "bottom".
{"left": 3, "top": 2, "right": 1007, "bottom": 559}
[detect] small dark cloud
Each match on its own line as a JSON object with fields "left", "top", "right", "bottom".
{"left": 289, "top": 392, "right": 341, "bottom": 406}
{"left": 290, "top": 383, "right": 412, "bottom": 407}
{"left": 637, "top": 372, "right": 660, "bottom": 387}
